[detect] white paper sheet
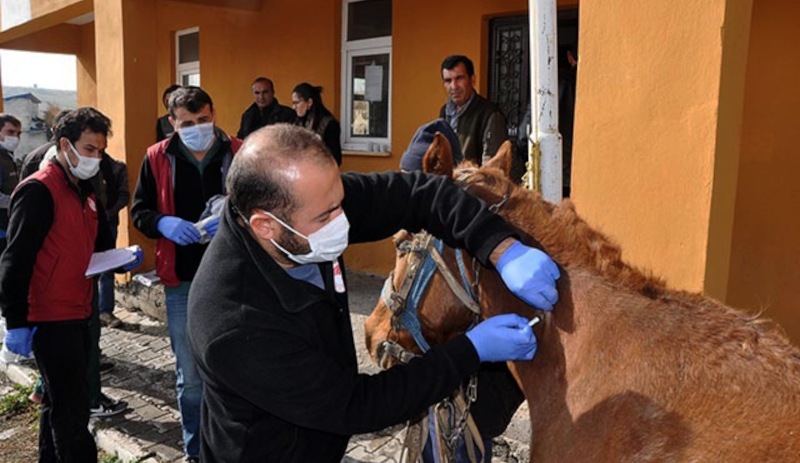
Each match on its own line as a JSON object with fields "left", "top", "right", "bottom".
{"left": 85, "top": 245, "right": 141, "bottom": 277}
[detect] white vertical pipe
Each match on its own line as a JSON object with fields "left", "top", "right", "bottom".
{"left": 529, "top": 0, "right": 563, "bottom": 202}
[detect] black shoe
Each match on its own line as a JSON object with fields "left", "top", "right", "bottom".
{"left": 90, "top": 393, "right": 128, "bottom": 418}
{"left": 99, "top": 359, "right": 115, "bottom": 373}
{"left": 99, "top": 312, "right": 124, "bottom": 328}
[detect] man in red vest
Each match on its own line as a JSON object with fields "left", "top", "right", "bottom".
{"left": 131, "top": 86, "right": 242, "bottom": 463}
{"left": 0, "top": 108, "right": 141, "bottom": 462}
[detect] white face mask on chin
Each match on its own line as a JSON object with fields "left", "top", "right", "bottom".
{"left": 64, "top": 141, "right": 101, "bottom": 180}
{"left": 267, "top": 212, "right": 350, "bottom": 264}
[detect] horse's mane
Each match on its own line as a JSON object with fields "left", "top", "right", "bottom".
{"left": 455, "top": 162, "right": 800, "bottom": 366}
{"left": 455, "top": 162, "right": 665, "bottom": 297}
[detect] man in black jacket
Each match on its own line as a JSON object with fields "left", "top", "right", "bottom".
{"left": 439, "top": 55, "right": 508, "bottom": 166}
{"left": 236, "top": 77, "right": 295, "bottom": 139}
{"left": 188, "top": 124, "right": 561, "bottom": 462}
{"left": 0, "top": 113, "right": 22, "bottom": 254}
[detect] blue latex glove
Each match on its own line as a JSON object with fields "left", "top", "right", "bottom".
{"left": 496, "top": 241, "right": 561, "bottom": 310}
{"left": 157, "top": 216, "right": 201, "bottom": 246}
{"left": 4, "top": 327, "right": 37, "bottom": 357}
{"left": 203, "top": 216, "right": 220, "bottom": 238}
{"left": 466, "top": 314, "right": 537, "bottom": 362}
{"left": 121, "top": 247, "right": 144, "bottom": 272}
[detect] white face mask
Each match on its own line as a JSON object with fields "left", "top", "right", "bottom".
{"left": 178, "top": 122, "right": 215, "bottom": 152}
{"left": 0, "top": 136, "right": 19, "bottom": 152}
{"left": 267, "top": 212, "right": 350, "bottom": 264}
{"left": 64, "top": 141, "right": 101, "bottom": 180}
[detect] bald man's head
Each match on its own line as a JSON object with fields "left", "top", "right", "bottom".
{"left": 227, "top": 124, "right": 336, "bottom": 220}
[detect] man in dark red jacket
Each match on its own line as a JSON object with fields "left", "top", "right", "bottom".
{"left": 0, "top": 108, "right": 140, "bottom": 462}
{"left": 131, "top": 86, "right": 241, "bottom": 462}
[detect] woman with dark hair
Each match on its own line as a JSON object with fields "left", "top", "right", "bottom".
{"left": 291, "top": 83, "right": 342, "bottom": 165}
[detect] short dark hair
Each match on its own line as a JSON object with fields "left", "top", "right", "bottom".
{"left": 0, "top": 113, "right": 21, "bottom": 130}
{"left": 441, "top": 55, "right": 475, "bottom": 77}
{"left": 168, "top": 86, "right": 214, "bottom": 118}
{"left": 252, "top": 77, "right": 274, "bottom": 90}
{"left": 48, "top": 110, "right": 71, "bottom": 140}
{"left": 53, "top": 107, "right": 112, "bottom": 145}
{"left": 162, "top": 84, "right": 182, "bottom": 106}
{"left": 228, "top": 124, "right": 334, "bottom": 221}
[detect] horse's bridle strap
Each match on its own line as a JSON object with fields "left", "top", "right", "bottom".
{"left": 426, "top": 244, "right": 481, "bottom": 315}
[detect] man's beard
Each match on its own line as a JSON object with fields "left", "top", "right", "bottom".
{"left": 275, "top": 228, "right": 311, "bottom": 257}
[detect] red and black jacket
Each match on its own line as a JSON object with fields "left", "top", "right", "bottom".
{"left": 0, "top": 160, "right": 113, "bottom": 328}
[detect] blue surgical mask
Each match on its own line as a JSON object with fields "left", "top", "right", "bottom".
{"left": 178, "top": 122, "right": 215, "bottom": 152}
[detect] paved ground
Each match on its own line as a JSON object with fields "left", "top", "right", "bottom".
{"left": 1, "top": 271, "right": 530, "bottom": 462}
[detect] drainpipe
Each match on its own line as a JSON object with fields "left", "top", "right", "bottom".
{"left": 527, "top": 0, "right": 563, "bottom": 202}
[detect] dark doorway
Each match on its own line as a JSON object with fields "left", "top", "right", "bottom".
{"left": 488, "top": 8, "right": 579, "bottom": 195}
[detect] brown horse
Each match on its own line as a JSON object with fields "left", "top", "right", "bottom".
{"left": 365, "top": 140, "right": 800, "bottom": 461}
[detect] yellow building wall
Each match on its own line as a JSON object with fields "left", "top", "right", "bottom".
{"left": 571, "top": 0, "right": 749, "bottom": 295}
{"left": 0, "top": 0, "right": 90, "bottom": 43}
{"left": 345, "top": 0, "right": 578, "bottom": 274}
{"left": 153, "top": 0, "right": 339, "bottom": 139}
{"left": 146, "top": 0, "right": 581, "bottom": 275}
{"left": 728, "top": 0, "right": 800, "bottom": 344}
{"left": 76, "top": 22, "right": 96, "bottom": 107}
{"left": 29, "top": 0, "right": 87, "bottom": 17}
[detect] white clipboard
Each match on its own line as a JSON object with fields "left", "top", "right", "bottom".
{"left": 85, "top": 245, "right": 141, "bottom": 277}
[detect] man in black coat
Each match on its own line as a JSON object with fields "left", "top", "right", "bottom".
{"left": 188, "top": 124, "right": 560, "bottom": 462}
{"left": 236, "top": 77, "right": 295, "bottom": 139}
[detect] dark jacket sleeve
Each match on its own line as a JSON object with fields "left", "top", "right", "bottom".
{"left": 237, "top": 108, "right": 251, "bottom": 140}
{"left": 206, "top": 324, "right": 481, "bottom": 435}
{"left": 482, "top": 109, "right": 508, "bottom": 165}
{"left": 108, "top": 160, "right": 130, "bottom": 218}
{"left": 156, "top": 119, "right": 164, "bottom": 142}
{"left": 0, "top": 181, "right": 53, "bottom": 328}
{"left": 130, "top": 154, "right": 164, "bottom": 239}
{"left": 323, "top": 119, "right": 342, "bottom": 165}
{"left": 342, "top": 171, "right": 514, "bottom": 266}
{"left": 94, "top": 190, "right": 114, "bottom": 252}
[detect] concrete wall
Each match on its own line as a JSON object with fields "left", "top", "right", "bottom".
{"left": 570, "top": 0, "right": 747, "bottom": 294}
{"left": 727, "top": 0, "right": 800, "bottom": 342}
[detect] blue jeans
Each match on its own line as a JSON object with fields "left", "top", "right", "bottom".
{"left": 98, "top": 271, "right": 115, "bottom": 314}
{"left": 165, "top": 282, "right": 202, "bottom": 458}
{"left": 98, "top": 228, "right": 117, "bottom": 314}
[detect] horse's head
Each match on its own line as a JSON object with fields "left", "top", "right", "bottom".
{"left": 364, "top": 139, "right": 541, "bottom": 367}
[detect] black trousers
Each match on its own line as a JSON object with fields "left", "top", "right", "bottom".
{"left": 33, "top": 319, "right": 97, "bottom": 463}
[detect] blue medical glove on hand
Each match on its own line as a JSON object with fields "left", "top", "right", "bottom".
{"left": 496, "top": 241, "right": 561, "bottom": 311}
{"left": 4, "top": 327, "right": 36, "bottom": 357}
{"left": 466, "top": 314, "right": 537, "bottom": 362}
{"left": 203, "top": 216, "right": 220, "bottom": 238}
{"left": 157, "top": 216, "right": 201, "bottom": 246}
{"left": 121, "top": 247, "right": 144, "bottom": 272}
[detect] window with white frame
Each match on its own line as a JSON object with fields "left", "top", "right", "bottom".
{"left": 176, "top": 27, "right": 200, "bottom": 86}
{"left": 341, "top": 0, "right": 392, "bottom": 153}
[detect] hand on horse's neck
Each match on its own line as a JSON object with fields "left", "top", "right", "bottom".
{"left": 489, "top": 237, "right": 517, "bottom": 267}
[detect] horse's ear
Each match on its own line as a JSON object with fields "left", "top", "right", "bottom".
{"left": 483, "top": 140, "right": 514, "bottom": 177}
{"left": 421, "top": 132, "right": 455, "bottom": 177}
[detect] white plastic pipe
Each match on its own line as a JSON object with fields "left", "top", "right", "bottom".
{"left": 529, "top": 0, "right": 563, "bottom": 202}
